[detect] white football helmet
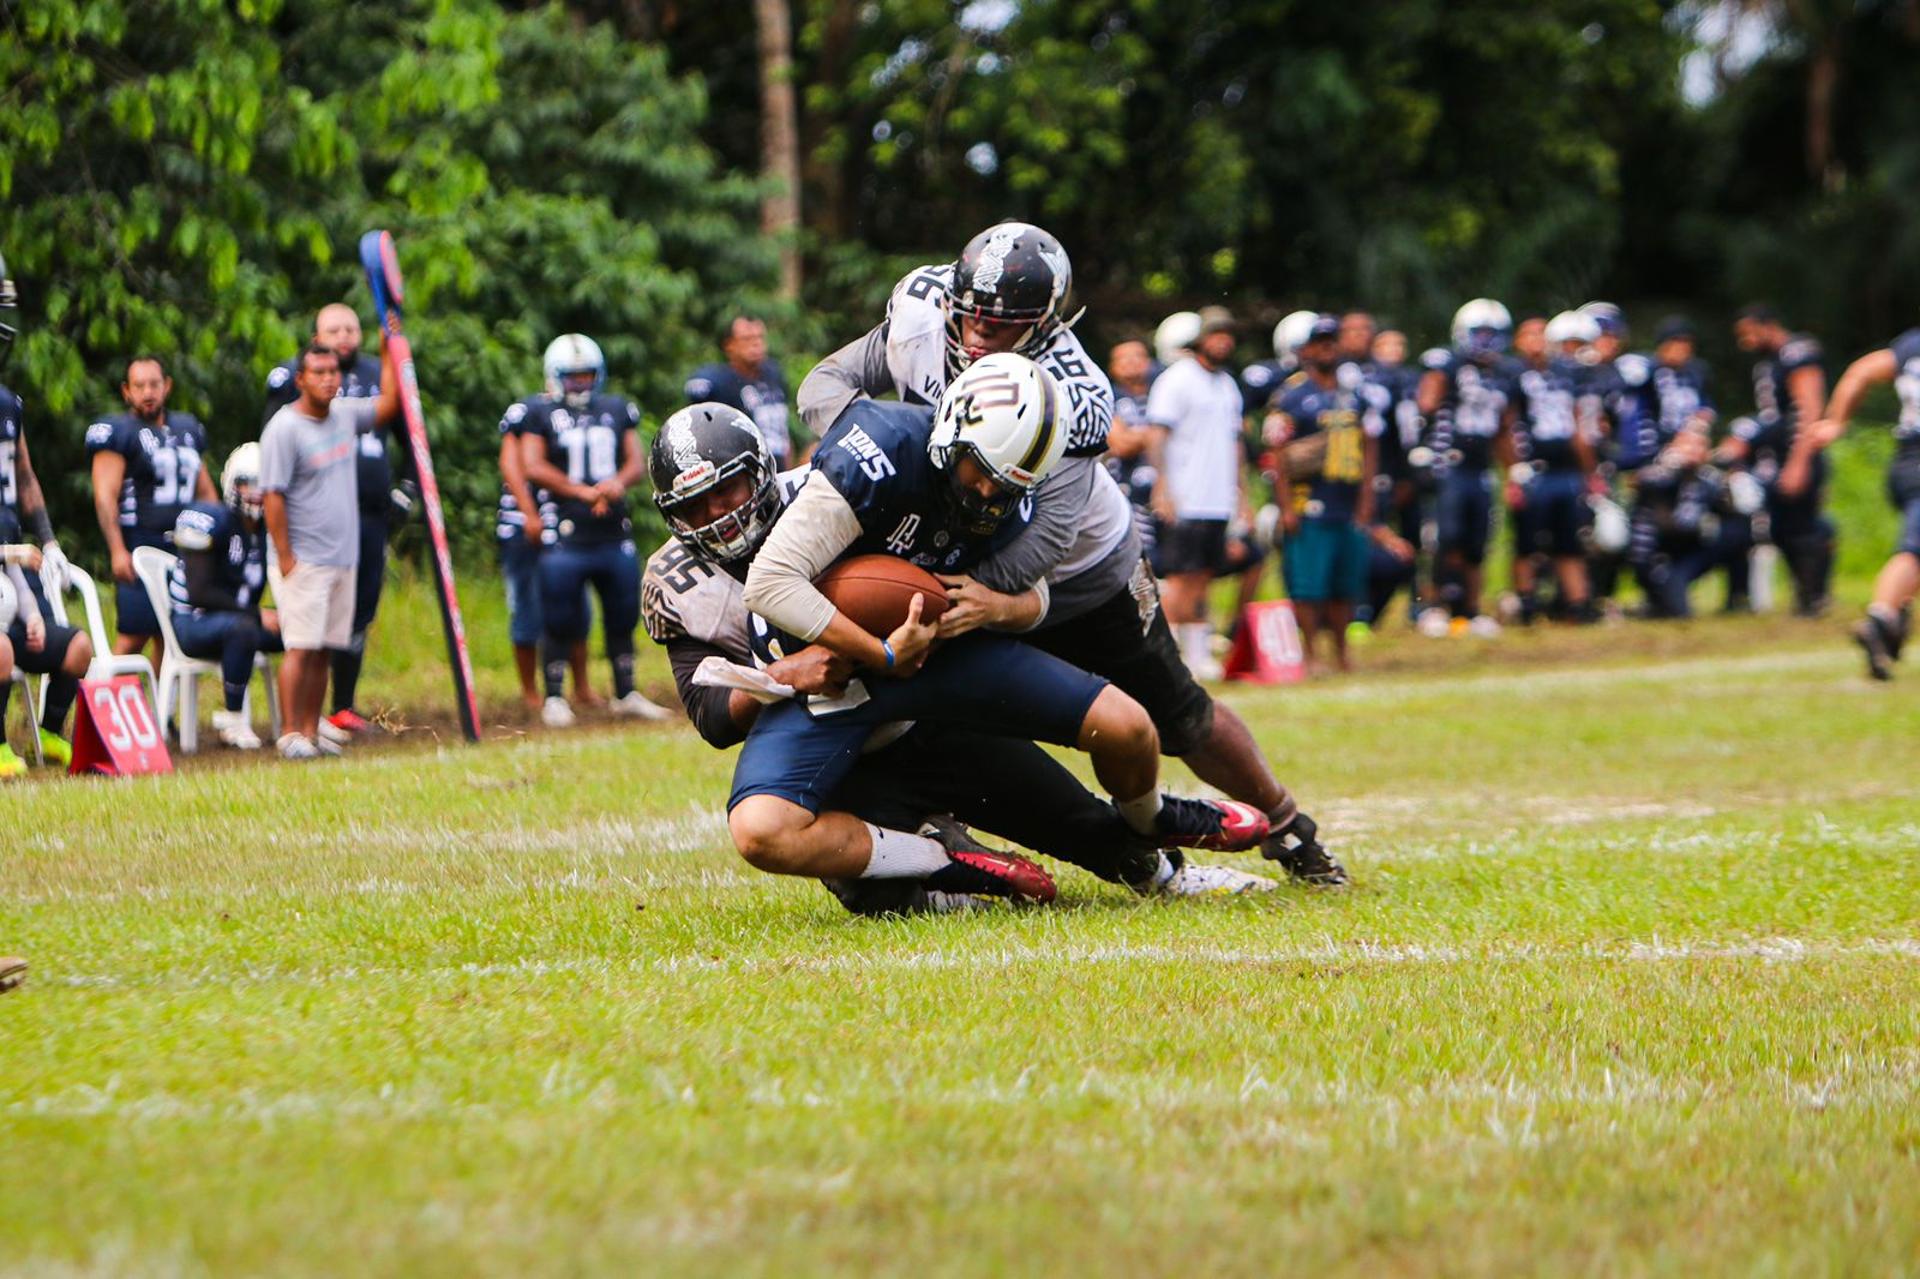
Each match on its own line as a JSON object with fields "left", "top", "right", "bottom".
{"left": 929, "top": 353, "right": 1066, "bottom": 535}
{"left": 1153, "top": 311, "right": 1202, "bottom": 366}
{"left": 1451, "top": 299, "right": 1513, "bottom": 356}
{"left": 1589, "top": 494, "right": 1630, "bottom": 553}
{"left": 543, "top": 333, "right": 606, "bottom": 407}
{"left": 1545, "top": 310, "right": 1600, "bottom": 349}
{"left": 1274, "top": 310, "right": 1318, "bottom": 368}
{"left": 222, "top": 442, "right": 264, "bottom": 520}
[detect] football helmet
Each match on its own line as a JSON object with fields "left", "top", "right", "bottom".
{"left": 650, "top": 402, "right": 781, "bottom": 563}
{"left": 222, "top": 442, "right": 265, "bottom": 521}
{"left": 1273, "top": 310, "right": 1318, "bottom": 370}
{"left": 1545, "top": 310, "right": 1599, "bottom": 348}
{"left": 1579, "top": 301, "right": 1627, "bottom": 338}
{"left": 1451, "top": 299, "right": 1513, "bottom": 358}
{"left": 945, "top": 222, "right": 1072, "bottom": 378}
{"left": 1154, "top": 311, "right": 1202, "bottom": 365}
{"left": 543, "top": 334, "right": 606, "bottom": 408}
{"left": 0, "top": 250, "right": 16, "bottom": 366}
{"left": 929, "top": 353, "right": 1066, "bottom": 535}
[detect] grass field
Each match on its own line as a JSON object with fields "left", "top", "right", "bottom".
{"left": 4, "top": 604, "right": 1917, "bottom": 1275}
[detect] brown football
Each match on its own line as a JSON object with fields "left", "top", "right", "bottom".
{"left": 816, "top": 555, "right": 950, "bottom": 636}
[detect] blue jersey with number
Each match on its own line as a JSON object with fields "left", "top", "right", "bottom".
{"left": 1889, "top": 328, "right": 1920, "bottom": 445}
{"left": 0, "top": 383, "right": 22, "bottom": 521}
{"left": 1512, "top": 358, "right": 1592, "bottom": 474}
{"left": 812, "top": 398, "right": 1034, "bottom": 574}
{"left": 1738, "top": 334, "right": 1823, "bottom": 461}
{"left": 167, "top": 501, "right": 266, "bottom": 615}
{"left": 1421, "top": 349, "right": 1517, "bottom": 473}
{"left": 515, "top": 392, "right": 640, "bottom": 545}
{"left": 1275, "top": 369, "right": 1377, "bottom": 521}
{"left": 83, "top": 411, "right": 209, "bottom": 535}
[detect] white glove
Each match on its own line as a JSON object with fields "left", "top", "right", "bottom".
{"left": 39, "top": 541, "right": 69, "bottom": 594}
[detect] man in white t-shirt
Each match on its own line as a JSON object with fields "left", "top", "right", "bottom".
{"left": 1146, "top": 307, "right": 1246, "bottom": 677}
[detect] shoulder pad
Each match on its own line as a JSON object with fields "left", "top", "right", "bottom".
{"left": 173, "top": 505, "right": 219, "bottom": 551}
{"left": 1615, "top": 354, "right": 1651, "bottom": 386}
{"left": 84, "top": 421, "right": 117, "bottom": 449}
{"left": 684, "top": 375, "right": 714, "bottom": 399}
{"left": 1420, "top": 348, "right": 1451, "bottom": 371}
{"left": 1241, "top": 364, "right": 1274, "bottom": 390}
{"left": 625, "top": 401, "right": 641, "bottom": 425}
{"left": 1781, "top": 337, "right": 1821, "bottom": 364}
{"left": 266, "top": 364, "right": 292, "bottom": 391}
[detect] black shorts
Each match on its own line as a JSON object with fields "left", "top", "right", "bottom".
{"left": 1028, "top": 559, "right": 1216, "bottom": 756}
{"left": 1159, "top": 518, "right": 1230, "bottom": 575}
{"left": 6, "top": 617, "right": 85, "bottom": 676}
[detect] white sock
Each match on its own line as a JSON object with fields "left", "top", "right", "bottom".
{"left": 1145, "top": 852, "right": 1178, "bottom": 889}
{"left": 1116, "top": 790, "right": 1163, "bottom": 835}
{"left": 859, "top": 824, "right": 951, "bottom": 879}
{"left": 1179, "top": 622, "right": 1212, "bottom": 668}
{"left": 1868, "top": 603, "right": 1899, "bottom": 627}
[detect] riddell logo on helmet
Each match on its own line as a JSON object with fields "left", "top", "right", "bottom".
{"left": 970, "top": 226, "right": 1023, "bottom": 294}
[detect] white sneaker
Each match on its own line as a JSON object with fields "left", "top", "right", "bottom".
{"left": 609, "top": 690, "right": 673, "bottom": 721}
{"left": 316, "top": 717, "right": 350, "bottom": 746}
{"left": 212, "top": 710, "right": 261, "bottom": 751}
{"left": 1417, "top": 606, "right": 1453, "bottom": 638}
{"left": 314, "top": 732, "right": 344, "bottom": 757}
{"left": 1468, "top": 614, "right": 1503, "bottom": 638}
{"left": 1137, "top": 855, "right": 1279, "bottom": 897}
{"left": 541, "top": 697, "right": 576, "bottom": 728}
{"left": 277, "top": 733, "right": 321, "bottom": 761}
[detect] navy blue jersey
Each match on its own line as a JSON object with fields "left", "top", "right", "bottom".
{"left": 811, "top": 398, "right": 1034, "bottom": 574}
{"left": 684, "top": 360, "right": 793, "bottom": 465}
{"left": 1513, "top": 358, "right": 1591, "bottom": 473}
{"left": 1105, "top": 381, "right": 1160, "bottom": 554}
{"left": 0, "top": 383, "right": 22, "bottom": 519}
{"left": 264, "top": 351, "right": 392, "bottom": 515}
{"left": 1890, "top": 328, "right": 1920, "bottom": 444}
{"left": 167, "top": 501, "right": 266, "bottom": 614}
{"left": 1357, "top": 361, "right": 1420, "bottom": 482}
{"left": 495, "top": 398, "right": 551, "bottom": 544}
{"left": 1274, "top": 370, "right": 1376, "bottom": 521}
{"left": 82, "top": 411, "right": 209, "bottom": 534}
{"left": 1421, "top": 349, "right": 1517, "bottom": 472}
{"left": 1610, "top": 354, "right": 1714, "bottom": 469}
{"left": 1239, "top": 360, "right": 1289, "bottom": 413}
{"left": 1738, "top": 333, "right": 1823, "bottom": 460}
{"left": 516, "top": 393, "right": 641, "bottom": 545}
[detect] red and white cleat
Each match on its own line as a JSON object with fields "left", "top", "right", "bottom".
{"left": 1151, "top": 796, "right": 1272, "bottom": 852}
{"left": 918, "top": 816, "right": 1057, "bottom": 904}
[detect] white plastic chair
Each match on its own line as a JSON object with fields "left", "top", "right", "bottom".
{"left": 131, "top": 546, "right": 281, "bottom": 754}
{"left": 0, "top": 574, "right": 42, "bottom": 764}
{"left": 42, "top": 563, "right": 157, "bottom": 722}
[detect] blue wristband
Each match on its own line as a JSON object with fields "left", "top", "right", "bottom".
{"left": 881, "top": 640, "right": 896, "bottom": 669}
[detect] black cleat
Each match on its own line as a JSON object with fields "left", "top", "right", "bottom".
{"left": 1150, "top": 797, "right": 1271, "bottom": 852}
{"left": 919, "top": 816, "right": 1057, "bottom": 903}
{"left": 1854, "top": 615, "right": 1897, "bottom": 682}
{"left": 1260, "top": 811, "right": 1349, "bottom": 887}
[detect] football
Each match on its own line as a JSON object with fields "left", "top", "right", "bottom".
{"left": 816, "top": 554, "right": 949, "bottom": 636}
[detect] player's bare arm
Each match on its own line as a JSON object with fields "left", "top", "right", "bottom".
{"left": 89, "top": 448, "right": 133, "bottom": 582}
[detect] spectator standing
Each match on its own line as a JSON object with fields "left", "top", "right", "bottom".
{"left": 685, "top": 315, "right": 800, "bottom": 467}
{"left": 168, "top": 443, "right": 281, "bottom": 750}
{"left": 1146, "top": 306, "right": 1245, "bottom": 678}
{"left": 259, "top": 342, "right": 399, "bottom": 760}
{"left": 1104, "top": 338, "right": 1162, "bottom": 565}
{"left": 263, "top": 303, "right": 404, "bottom": 736}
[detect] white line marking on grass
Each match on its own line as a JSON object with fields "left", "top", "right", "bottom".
{"left": 1278, "top": 648, "right": 1840, "bottom": 706}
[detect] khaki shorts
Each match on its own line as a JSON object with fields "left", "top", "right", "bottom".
{"left": 269, "top": 561, "right": 355, "bottom": 650}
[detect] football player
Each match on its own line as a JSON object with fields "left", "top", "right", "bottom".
{"left": 497, "top": 378, "right": 597, "bottom": 711}
{"left": 1241, "top": 311, "right": 1313, "bottom": 411}
{"left": 644, "top": 402, "right": 1274, "bottom": 905}
{"left": 85, "top": 354, "right": 216, "bottom": 662}
{"left": 801, "top": 228, "right": 1340, "bottom": 885}
{"left": 1507, "top": 312, "right": 1603, "bottom": 623}
{"left": 1627, "top": 426, "right": 1737, "bottom": 618}
{"left": 683, "top": 314, "right": 799, "bottom": 466}
{"left": 263, "top": 303, "right": 407, "bottom": 735}
{"left": 1416, "top": 299, "right": 1521, "bottom": 635}
{"left": 1801, "top": 325, "right": 1920, "bottom": 679}
{"left": 1268, "top": 314, "right": 1381, "bottom": 670}
{"left": 1728, "top": 305, "right": 1834, "bottom": 615}
{"left": 0, "top": 503, "right": 93, "bottom": 774}
{"left": 1357, "top": 326, "right": 1423, "bottom": 629}
{"left": 1104, "top": 338, "right": 1161, "bottom": 565}
{"left": 732, "top": 356, "right": 1274, "bottom": 894}
{"left": 518, "top": 334, "right": 672, "bottom": 727}
{"left": 167, "top": 443, "right": 281, "bottom": 749}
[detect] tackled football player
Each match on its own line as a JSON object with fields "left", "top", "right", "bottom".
{"left": 797, "top": 221, "right": 1342, "bottom": 884}
{"left": 645, "top": 403, "right": 1275, "bottom": 907}
{"left": 729, "top": 356, "right": 1274, "bottom": 899}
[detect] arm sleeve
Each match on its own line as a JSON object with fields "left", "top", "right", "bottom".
{"left": 667, "top": 636, "right": 755, "bottom": 749}
{"left": 741, "top": 470, "right": 864, "bottom": 642}
{"left": 5, "top": 564, "right": 39, "bottom": 624}
{"left": 972, "top": 457, "right": 1095, "bottom": 593}
{"left": 797, "top": 324, "right": 892, "bottom": 438}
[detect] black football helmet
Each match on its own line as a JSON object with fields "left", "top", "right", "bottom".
{"left": 650, "top": 402, "right": 782, "bottom": 563}
{"left": 0, "top": 251, "right": 17, "bottom": 367}
{"left": 945, "top": 221, "right": 1072, "bottom": 380}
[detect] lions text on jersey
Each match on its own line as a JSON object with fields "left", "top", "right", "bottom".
{"left": 517, "top": 393, "right": 641, "bottom": 544}
{"left": 83, "top": 411, "right": 209, "bottom": 534}
{"left": 884, "top": 264, "right": 1111, "bottom": 458}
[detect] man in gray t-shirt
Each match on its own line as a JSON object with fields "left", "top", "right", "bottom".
{"left": 259, "top": 342, "right": 398, "bottom": 758}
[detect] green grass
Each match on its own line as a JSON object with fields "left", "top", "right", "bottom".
{"left": 3, "top": 609, "right": 1917, "bottom": 1275}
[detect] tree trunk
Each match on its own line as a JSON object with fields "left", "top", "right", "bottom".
{"left": 1805, "top": 39, "right": 1839, "bottom": 190}
{"left": 754, "top": 0, "right": 802, "bottom": 300}
{"left": 802, "top": 0, "right": 858, "bottom": 243}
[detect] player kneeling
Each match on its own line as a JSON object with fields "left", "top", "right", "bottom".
{"left": 169, "top": 444, "right": 282, "bottom": 749}
{"left": 645, "top": 398, "right": 1273, "bottom": 910}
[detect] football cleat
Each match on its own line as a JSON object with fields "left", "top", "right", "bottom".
{"left": 1152, "top": 797, "right": 1271, "bottom": 852}
{"left": 212, "top": 710, "right": 262, "bottom": 751}
{"left": 0, "top": 745, "right": 25, "bottom": 780}
{"left": 1854, "top": 614, "right": 1896, "bottom": 682}
{"left": 327, "top": 708, "right": 379, "bottom": 735}
{"left": 1468, "top": 614, "right": 1503, "bottom": 638}
{"left": 918, "top": 815, "right": 1056, "bottom": 903}
{"left": 541, "top": 696, "right": 577, "bottom": 729}
{"left": 1261, "top": 811, "right": 1349, "bottom": 887}
{"left": 276, "top": 733, "right": 322, "bottom": 761}
{"left": 609, "top": 690, "right": 674, "bottom": 721}
{"left": 1133, "top": 852, "right": 1278, "bottom": 897}
{"left": 36, "top": 730, "right": 71, "bottom": 768}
